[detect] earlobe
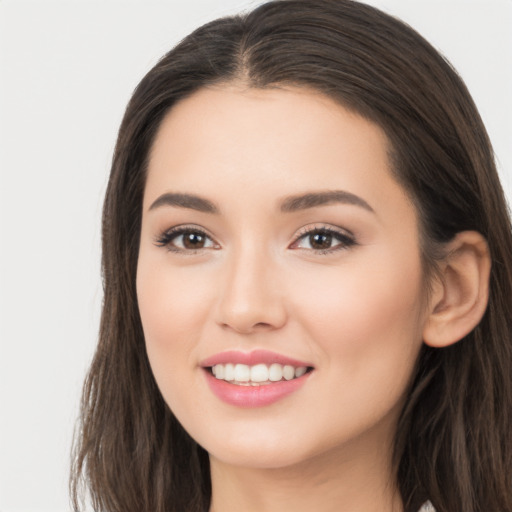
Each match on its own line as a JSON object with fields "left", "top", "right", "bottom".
{"left": 423, "top": 231, "right": 491, "bottom": 348}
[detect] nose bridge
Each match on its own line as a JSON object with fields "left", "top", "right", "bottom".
{"left": 216, "top": 240, "right": 286, "bottom": 333}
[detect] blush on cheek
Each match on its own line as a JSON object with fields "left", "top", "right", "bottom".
{"left": 295, "top": 260, "right": 424, "bottom": 356}
{"left": 138, "top": 262, "right": 203, "bottom": 338}
{"left": 137, "top": 263, "right": 215, "bottom": 403}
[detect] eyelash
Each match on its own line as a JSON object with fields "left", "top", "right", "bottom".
{"left": 154, "top": 225, "right": 216, "bottom": 253}
{"left": 154, "top": 224, "right": 357, "bottom": 255}
{"left": 291, "top": 225, "right": 357, "bottom": 254}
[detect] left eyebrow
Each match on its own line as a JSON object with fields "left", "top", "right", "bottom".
{"left": 148, "top": 192, "right": 219, "bottom": 214}
{"left": 280, "top": 190, "right": 374, "bottom": 213}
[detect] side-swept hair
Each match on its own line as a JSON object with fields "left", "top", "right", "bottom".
{"left": 71, "top": 2, "right": 512, "bottom": 511}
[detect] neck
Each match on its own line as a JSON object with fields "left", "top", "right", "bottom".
{"left": 208, "top": 428, "right": 403, "bottom": 512}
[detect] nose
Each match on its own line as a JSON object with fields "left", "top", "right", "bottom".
{"left": 215, "top": 247, "right": 287, "bottom": 334}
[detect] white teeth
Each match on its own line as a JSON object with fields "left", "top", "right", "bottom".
{"left": 214, "top": 364, "right": 224, "bottom": 379}
{"left": 250, "top": 364, "right": 269, "bottom": 382}
{"left": 295, "top": 366, "right": 307, "bottom": 378}
{"left": 224, "top": 363, "right": 235, "bottom": 381}
{"left": 283, "top": 365, "right": 295, "bottom": 381}
{"left": 234, "top": 364, "right": 250, "bottom": 382}
{"left": 211, "top": 363, "right": 310, "bottom": 385}
{"left": 269, "top": 363, "right": 283, "bottom": 381}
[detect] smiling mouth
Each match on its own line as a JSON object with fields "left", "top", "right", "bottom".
{"left": 209, "top": 363, "right": 314, "bottom": 386}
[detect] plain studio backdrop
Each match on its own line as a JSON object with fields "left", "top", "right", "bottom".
{"left": 0, "top": 1, "right": 510, "bottom": 510}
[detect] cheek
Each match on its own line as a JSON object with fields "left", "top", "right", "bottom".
{"left": 288, "top": 251, "right": 425, "bottom": 368}
{"left": 136, "top": 258, "right": 219, "bottom": 426}
{"left": 136, "top": 256, "right": 214, "bottom": 399}
{"left": 137, "top": 256, "right": 211, "bottom": 339}
{"left": 280, "top": 253, "right": 426, "bottom": 446}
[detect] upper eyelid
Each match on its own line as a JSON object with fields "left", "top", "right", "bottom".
{"left": 293, "top": 224, "right": 355, "bottom": 240}
{"left": 154, "top": 224, "right": 218, "bottom": 247}
{"left": 158, "top": 224, "right": 213, "bottom": 238}
{"left": 289, "top": 225, "right": 357, "bottom": 254}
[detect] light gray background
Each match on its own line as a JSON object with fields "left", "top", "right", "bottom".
{"left": 1, "top": 1, "right": 511, "bottom": 510}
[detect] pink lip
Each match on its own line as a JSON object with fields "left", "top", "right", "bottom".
{"left": 200, "top": 350, "right": 314, "bottom": 408}
{"left": 203, "top": 370, "right": 311, "bottom": 408}
{"left": 200, "top": 349, "right": 312, "bottom": 368}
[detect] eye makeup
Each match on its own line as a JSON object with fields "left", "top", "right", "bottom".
{"left": 154, "top": 224, "right": 219, "bottom": 253}
{"left": 290, "top": 224, "right": 357, "bottom": 255}
{"left": 154, "top": 222, "right": 357, "bottom": 256}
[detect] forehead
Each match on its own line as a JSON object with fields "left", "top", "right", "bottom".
{"left": 144, "top": 85, "right": 413, "bottom": 222}
{"left": 149, "top": 85, "right": 390, "bottom": 166}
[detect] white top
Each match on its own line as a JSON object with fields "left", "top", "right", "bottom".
{"left": 418, "top": 502, "right": 435, "bottom": 512}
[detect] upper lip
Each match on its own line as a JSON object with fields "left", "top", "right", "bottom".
{"left": 200, "top": 349, "right": 313, "bottom": 368}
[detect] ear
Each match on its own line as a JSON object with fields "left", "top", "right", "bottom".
{"left": 423, "top": 231, "right": 491, "bottom": 348}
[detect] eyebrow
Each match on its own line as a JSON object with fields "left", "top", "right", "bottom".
{"left": 280, "top": 190, "right": 374, "bottom": 213}
{"left": 149, "top": 193, "right": 219, "bottom": 214}
{"left": 148, "top": 189, "right": 374, "bottom": 215}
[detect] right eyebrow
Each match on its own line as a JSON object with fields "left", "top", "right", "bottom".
{"left": 148, "top": 192, "right": 219, "bottom": 214}
{"left": 280, "top": 190, "right": 374, "bottom": 213}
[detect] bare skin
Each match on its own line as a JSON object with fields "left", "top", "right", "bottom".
{"left": 209, "top": 411, "right": 403, "bottom": 512}
{"left": 136, "top": 85, "right": 490, "bottom": 512}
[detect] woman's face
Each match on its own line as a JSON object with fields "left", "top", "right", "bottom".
{"left": 137, "top": 86, "right": 429, "bottom": 469}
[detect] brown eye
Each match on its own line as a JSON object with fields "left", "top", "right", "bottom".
{"left": 309, "top": 232, "right": 333, "bottom": 250}
{"left": 155, "top": 227, "right": 218, "bottom": 252}
{"left": 182, "top": 232, "right": 206, "bottom": 249}
{"left": 291, "top": 227, "right": 356, "bottom": 254}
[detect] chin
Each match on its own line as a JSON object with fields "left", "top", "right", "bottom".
{"left": 207, "top": 439, "right": 315, "bottom": 470}
{"left": 183, "top": 416, "right": 313, "bottom": 469}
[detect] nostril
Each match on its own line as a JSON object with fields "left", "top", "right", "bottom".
{"left": 253, "top": 322, "right": 273, "bottom": 329}
{"left": 219, "top": 319, "right": 279, "bottom": 334}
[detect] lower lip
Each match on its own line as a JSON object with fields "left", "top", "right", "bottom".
{"left": 203, "top": 369, "right": 311, "bottom": 408}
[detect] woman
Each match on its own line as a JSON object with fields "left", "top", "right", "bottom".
{"left": 71, "top": 1, "right": 512, "bottom": 511}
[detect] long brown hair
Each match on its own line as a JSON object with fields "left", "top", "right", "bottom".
{"left": 71, "top": 1, "right": 512, "bottom": 511}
